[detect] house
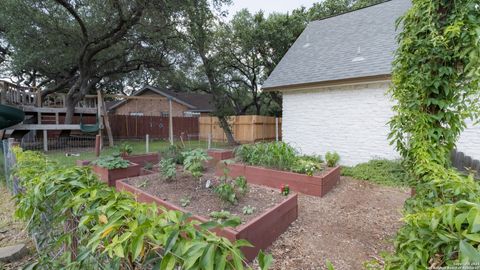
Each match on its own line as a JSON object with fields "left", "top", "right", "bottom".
{"left": 263, "top": 0, "right": 480, "bottom": 165}
{"left": 108, "top": 86, "right": 214, "bottom": 117}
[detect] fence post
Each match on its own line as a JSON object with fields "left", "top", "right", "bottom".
{"left": 275, "top": 117, "right": 279, "bottom": 142}
{"left": 208, "top": 133, "right": 211, "bottom": 149}
{"left": 43, "top": 130, "right": 48, "bottom": 152}
{"left": 95, "top": 135, "right": 101, "bottom": 157}
{"left": 146, "top": 134, "right": 149, "bottom": 153}
{"left": 168, "top": 98, "right": 173, "bottom": 145}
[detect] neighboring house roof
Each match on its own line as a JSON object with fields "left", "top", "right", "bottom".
{"left": 108, "top": 86, "right": 215, "bottom": 113}
{"left": 262, "top": 0, "right": 411, "bottom": 91}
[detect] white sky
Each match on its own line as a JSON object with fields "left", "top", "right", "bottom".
{"left": 227, "top": 0, "right": 318, "bottom": 18}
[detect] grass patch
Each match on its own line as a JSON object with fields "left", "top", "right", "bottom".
{"left": 341, "top": 159, "right": 412, "bottom": 187}
{"left": 45, "top": 140, "right": 228, "bottom": 167}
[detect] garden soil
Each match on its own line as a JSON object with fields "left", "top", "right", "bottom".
{"left": 265, "top": 176, "right": 409, "bottom": 270}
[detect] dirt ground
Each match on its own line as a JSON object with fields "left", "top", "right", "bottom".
{"left": 125, "top": 166, "right": 286, "bottom": 224}
{"left": 0, "top": 184, "right": 35, "bottom": 270}
{"left": 266, "top": 176, "right": 409, "bottom": 270}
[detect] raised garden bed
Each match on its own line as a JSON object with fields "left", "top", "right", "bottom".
{"left": 116, "top": 168, "right": 298, "bottom": 261}
{"left": 123, "top": 153, "right": 160, "bottom": 167}
{"left": 207, "top": 149, "right": 234, "bottom": 166}
{"left": 92, "top": 162, "right": 141, "bottom": 187}
{"left": 216, "top": 163, "right": 341, "bottom": 197}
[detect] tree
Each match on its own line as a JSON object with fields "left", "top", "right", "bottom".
{"left": 0, "top": 0, "right": 179, "bottom": 123}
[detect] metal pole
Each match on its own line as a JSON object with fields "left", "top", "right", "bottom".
{"left": 275, "top": 117, "right": 279, "bottom": 142}
{"left": 168, "top": 98, "right": 173, "bottom": 145}
{"left": 146, "top": 134, "right": 149, "bottom": 153}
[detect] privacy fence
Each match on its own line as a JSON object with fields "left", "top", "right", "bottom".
{"left": 199, "top": 115, "right": 281, "bottom": 143}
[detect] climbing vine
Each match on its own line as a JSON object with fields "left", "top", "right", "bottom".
{"left": 386, "top": 0, "right": 480, "bottom": 268}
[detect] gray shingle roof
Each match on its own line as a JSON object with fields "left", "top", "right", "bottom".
{"left": 262, "top": 0, "right": 411, "bottom": 90}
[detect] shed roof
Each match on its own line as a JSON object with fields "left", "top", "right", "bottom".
{"left": 262, "top": 0, "right": 411, "bottom": 90}
{"left": 108, "top": 86, "right": 214, "bottom": 112}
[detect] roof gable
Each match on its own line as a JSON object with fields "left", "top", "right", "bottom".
{"left": 263, "top": 0, "right": 411, "bottom": 90}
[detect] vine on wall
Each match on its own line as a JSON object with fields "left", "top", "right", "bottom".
{"left": 386, "top": 0, "right": 480, "bottom": 268}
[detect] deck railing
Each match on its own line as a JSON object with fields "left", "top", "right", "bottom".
{"left": 0, "top": 80, "right": 98, "bottom": 109}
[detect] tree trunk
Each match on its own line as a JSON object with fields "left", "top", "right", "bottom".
{"left": 218, "top": 115, "right": 237, "bottom": 146}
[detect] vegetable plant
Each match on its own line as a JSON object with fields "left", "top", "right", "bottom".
{"left": 235, "top": 142, "right": 298, "bottom": 170}
{"left": 325, "top": 152, "right": 340, "bottom": 167}
{"left": 280, "top": 184, "right": 290, "bottom": 196}
{"left": 159, "top": 158, "right": 176, "bottom": 181}
{"left": 161, "top": 144, "right": 185, "bottom": 164}
{"left": 182, "top": 149, "right": 211, "bottom": 178}
{"left": 117, "top": 143, "right": 133, "bottom": 156}
{"left": 292, "top": 159, "right": 320, "bottom": 176}
{"left": 242, "top": 205, "right": 256, "bottom": 215}
{"left": 93, "top": 155, "right": 130, "bottom": 169}
{"left": 209, "top": 210, "right": 240, "bottom": 225}
{"left": 180, "top": 197, "right": 190, "bottom": 207}
{"left": 214, "top": 168, "right": 249, "bottom": 205}
{"left": 143, "top": 162, "right": 153, "bottom": 171}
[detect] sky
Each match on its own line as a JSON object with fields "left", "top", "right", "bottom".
{"left": 227, "top": 0, "right": 318, "bottom": 18}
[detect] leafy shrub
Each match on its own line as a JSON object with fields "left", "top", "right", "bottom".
{"left": 13, "top": 148, "right": 271, "bottom": 269}
{"left": 214, "top": 169, "right": 249, "bottom": 205}
{"left": 160, "top": 144, "right": 185, "bottom": 164}
{"left": 235, "top": 142, "right": 298, "bottom": 171}
{"left": 93, "top": 155, "right": 130, "bottom": 169}
{"left": 234, "top": 176, "right": 248, "bottom": 195}
{"left": 117, "top": 143, "right": 133, "bottom": 156}
{"left": 182, "top": 149, "right": 211, "bottom": 178}
{"left": 159, "top": 158, "right": 176, "bottom": 181}
{"left": 292, "top": 159, "right": 321, "bottom": 176}
{"left": 341, "top": 159, "right": 412, "bottom": 187}
{"left": 325, "top": 152, "right": 340, "bottom": 167}
{"left": 242, "top": 205, "right": 256, "bottom": 215}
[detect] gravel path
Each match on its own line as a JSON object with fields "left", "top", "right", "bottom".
{"left": 267, "top": 176, "right": 409, "bottom": 270}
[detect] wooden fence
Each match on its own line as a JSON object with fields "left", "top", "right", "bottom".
{"left": 451, "top": 149, "right": 480, "bottom": 177}
{"left": 108, "top": 115, "right": 199, "bottom": 140}
{"left": 199, "top": 115, "right": 281, "bottom": 143}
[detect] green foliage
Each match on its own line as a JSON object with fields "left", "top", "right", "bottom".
{"left": 214, "top": 172, "right": 249, "bottom": 205}
{"left": 180, "top": 197, "right": 190, "bottom": 207}
{"left": 235, "top": 142, "right": 299, "bottom": 171}
{"left": 242, "top": 205, "right": 256, "bottom": 215}
{"left": 92, "top": 156, "right": 130, "bottom": 169}
{"left": 159, "top": 158, "right": 176, "bottom": 182}
{"left": 280, "top": 184, "right": 290, "bottom": 196}
{"left": 209, "top": 210, "right": 241, "bottom": 225}
{"left": 12, "top": 147, "right": 271, "bottom": 269}
{"left": 143, "top": 162, "right": 153, "bottom": 170}
{"left": 385, "top": 1, "right": 480, "bottom": 268}
{"left": 341, "top": 159, "right": 412, "bottom": 187}
{"left": 160, "top": 144, "right": 185, "bottom": 165}
{"left": 234, "top": 176, "right": 248, "bottom": 195}
{"left": 117, "top": 143, "right": 133, "bottom": 156}
{"left": 325, "top": 152, "right": 340, "bottom": 167}
{"left": 292, "top": 159, "right": 321, "bottom": 176}
{"left": 182, "top": 149, "right": 211, "bottom": 178}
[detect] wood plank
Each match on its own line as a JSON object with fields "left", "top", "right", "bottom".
{"left": 20, "top": 106, "right": 97, "bottom": 114}
{"left": 9, "top": 124, "right": 81, "bottom": 130}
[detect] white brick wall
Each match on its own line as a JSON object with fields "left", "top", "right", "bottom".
{"left": 282, "top": 81, "right": 480, "bottom": 166}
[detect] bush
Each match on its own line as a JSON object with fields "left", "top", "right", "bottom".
{"left": 325, "top": 152, "right": 340, "bottom": 167}
{"left": 92, "top": 155, "right": 130, "bottom": 169}
{"left": 235, "top": 142, "right": 298, "bottom": 171}
{"left": 160, "top": 144, "right": 184, "bottom": 164}
{"left": 159, "top": 158, "right": 176, "bottom": 181}
{"left": 341, "top": 159, "right": 412, "bottom": 187}
{"left": 12, "top": 147, "right": 272, "bottom": 269}
{"left": 182, "top": 149, "right": 211, "bottom": 178}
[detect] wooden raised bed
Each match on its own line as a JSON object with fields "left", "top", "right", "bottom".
{"left": 207, "top": 149, "right": 234, "bottom": 167}
{"left": 123, "top": 153, "right": 160, "bottom": 167}
{"left": 92, "top": 162, "right": 141, "bottom": 187}
{"left": 116, "top": 179, "right": 298, "bottom": 261}
{"left": 217, "top": 163, "right": 341, "bottom": 197}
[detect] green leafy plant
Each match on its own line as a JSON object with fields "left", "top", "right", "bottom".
{"left": 242, "top": 205, "right": 256, "bottom": 215}
{"left": 12, "top": 147, "right": 271, "bottom": 269}
{"left": 342, "top": 159, "right": 412, "bottom": 187}
{"left": 292, "top": 159, "right": 321, "bottom": 176}
{"left": 143, "top": 162, "right": 154, "bottom": 171}
{"left": 234, "top": 176, "right": 248, "bottom": 195}
{"left": 382, "top": 1, "right": 480, "bottom": 268}
{"left": 209, "top": 210, "right": 241, "bottom": 225}
{"left": 92, "top": 155, "right": 130, "bottom": 169}
{"left": 160, "top": 144, "right": 185, "bottom": 164}
{"left": 182, "top": 149, "right": 211, "bottom": 178}
{"left": 180, "top": 197, "right": 190, "bottom": 207}
{"left": 159, "top": 158, "right": 176, "bottom": 181}
{"left": 117, "top": 143, "right": 133, "bottom": 156}
{"left": 280, "top": 184, "right": 290, "bottom": 196}
{"left": 325, "top": 152, "right": 340, "bottom": 167}
{"left": 235, "top": 142, "right": 298, "bottom": 171}
{"left": 214, "top": 182, "right": 237, "bottom": 204}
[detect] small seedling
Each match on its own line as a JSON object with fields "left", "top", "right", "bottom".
{"left": 280, "top": 184, "right": 290, "bottom": 196}
{"left": 137, "top": 180, "right": 148, "bottom": 188}
{"left": 180, "top": 197, "right": 191, "bottom": 207}
{"left": 242, "top": 205, "right": 256, "bottom": 215}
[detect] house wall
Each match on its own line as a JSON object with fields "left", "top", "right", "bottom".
{"left": 282, "top": 81, "right": 480, "bottom": 166}
{"left": 113, "top": 90, "right": 189, "bottom": 117}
